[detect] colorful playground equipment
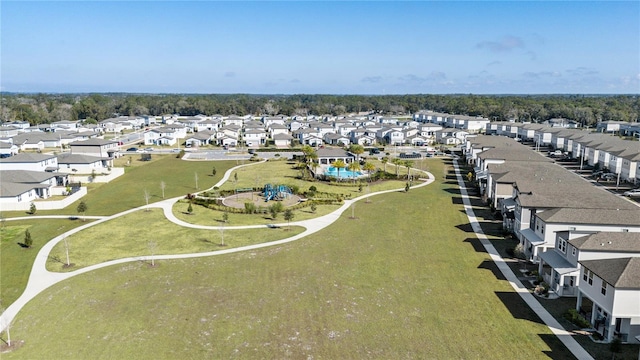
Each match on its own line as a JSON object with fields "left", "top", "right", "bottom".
{"left": 263, "top": 184, "right": 293, "bottom": 202}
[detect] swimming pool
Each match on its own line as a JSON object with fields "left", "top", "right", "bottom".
{"left": 324, "top": 166, "right": 363, "bottom": 179}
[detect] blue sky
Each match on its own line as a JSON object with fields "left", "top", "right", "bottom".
{"left": 2, "top": 1, "right": 639, "bottom": 94}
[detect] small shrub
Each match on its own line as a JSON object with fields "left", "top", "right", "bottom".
{"left": 24, "top": 229, "right": 33, "bottom": 248}
{"left": 563, "top": 309, "right": 591, "bottom": 328}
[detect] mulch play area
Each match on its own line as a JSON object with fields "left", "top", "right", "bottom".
{"left": 221, "top": 192, "right": 302, "bottom": 209}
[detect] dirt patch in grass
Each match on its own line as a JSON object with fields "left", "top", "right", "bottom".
{"left": 0, "top": 340, "right": 25, "bottom": 353}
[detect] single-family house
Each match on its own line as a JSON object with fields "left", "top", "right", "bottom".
{"left": 244, "top": 129, "right": 267, "bottom": 147}
{"left": 0, "top": 153, "right": 58, "bottom": 172}
{"left": 0, "top": 170, "right": 62, "bottom": 206}
{"left": 0, "top": 142, "right": 19, "bottom": 157}
{"left": 273, "top": 133, "right": 294, "bottom": 148}
{"left": 57, "top": 153, "right": 112, "bottom": 175}
{"left": 69, "top": 138, "right": 119, "bottom": 158}
{"left": 323, "top": 133, "right": 350, "bottom": 147}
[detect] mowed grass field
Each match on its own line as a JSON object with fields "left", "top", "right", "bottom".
{"left": 0, "top": 219, "right": 91, "bottom": 306}
{"left": 45, "top": 209, "right": 305, "bottom": 272}
{"left": 0, "top": 157, "right": 238, "bottom": 308}
{"left": 3, "top": 159, "right": 574, "bottom": 359}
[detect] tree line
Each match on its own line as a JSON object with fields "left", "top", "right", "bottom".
{"left": 1, "top": 92, "right": 638, "bottom": 127}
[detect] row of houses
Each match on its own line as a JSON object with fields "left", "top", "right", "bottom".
{"left": 142, "top": 113, "right": 476, "bottom": 149}
{"left": 0, "top": 139, "right": 119, "bottom": 209}
{"left": 483, "top": 122, "right": 640, "bottom": 184}
{"left": 465, "top": 134, "right": 640, "bottom": 344}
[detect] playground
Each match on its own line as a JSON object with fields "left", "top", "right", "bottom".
{"left": 221, "top": 184, "right": 302, "bottom": 209}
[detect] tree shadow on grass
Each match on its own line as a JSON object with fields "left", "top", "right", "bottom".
{"left": 478, "top": 259, "right": 507, "bottom": 281}
{"left": 455, "top": 223, "right": 475, "bottom": 233}
{"left": 463, "top": 237, "right": 487, "bottom": 253}
{"left": 538, "top": 333, "right": 582, "bottom": 360}
{"left": 494, "top": 291, "right": 544, "bottom": 325}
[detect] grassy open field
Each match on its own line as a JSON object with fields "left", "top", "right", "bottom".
{"left": 0, "top": 156, "right": 238, "bottom": 307}
{"left": 0, "top": 155, "right": 237, "bottom": 218}
{"left": 2, "top": 158, "right": 576, "bottom": 359}
{"left": 45, "top": 209, "right": 304, "bottom": 272}
{"left": 0, "top": 219, "right": 91, "bottom": 307}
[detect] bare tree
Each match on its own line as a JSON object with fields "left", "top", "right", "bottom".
{"left": 0, "top": 305, "right": 12, "bottom": 347}
{"left": 160, "top": 181, "right": 166, "bottom": 199}
{"left": 218, "top": 223, "right": 225, "bottom": 246}
{"left": 63, "top": 236, "right": 70, "bottom": 266}
{"left": 148, "top": 241, "right": 157, "bottom": 267}
{"left": 144, "top": 189, "right": 151, "bottom": 210}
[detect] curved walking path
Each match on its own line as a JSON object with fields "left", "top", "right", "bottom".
{"left": 1, "top": 162, "right": 434, "bottom": 333}
{"left": 451, "top": 159, "right": 594, "bottom": 360}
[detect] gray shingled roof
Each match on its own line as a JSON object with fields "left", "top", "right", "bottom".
{"left": 69, "top": 138, "right": 118, "bottom": 146}
{"left": 580, "top": 258, "right": 640, "bottom": 289}
{"left": 57, "top": 153, "right": 108, "bottom": 164}
{"left": 0, "top": 170, "right": 58, "bottom": 197}
{"left": 273, "top": 133, "right": 293, "bottom": 140}
{"left": 537, "top": 208, "right": 640, "bottom": 226}
{"left": 568, "top": 232, "right": 640, "bottom": 252}
{"left": 468, "top": 135, "right": 522, "bottom": 149}
{"left": 0, "top": 153, "right": 56, "bottom": 163}
{"left": 316, "top": 148, "right": 351, "bottom": 158}
{"left": 478, "top": 146, "right": 554, "bottom": 162}
{"left": 489, "top": 162, "right": 568, "bottom": 183}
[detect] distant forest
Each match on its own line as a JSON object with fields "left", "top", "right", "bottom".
{"left": 1, "top": 93, "right": 639, "bottom": 127}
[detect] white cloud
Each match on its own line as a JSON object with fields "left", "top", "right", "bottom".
{"left": 476, "top": 35, "right": 524, "bottom": 53}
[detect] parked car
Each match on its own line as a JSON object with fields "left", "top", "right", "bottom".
{"left": 126, "top": 147, "right": 138, "bottom": 152}
{"left": 600, "top": 173, "right": 617, "bottom": 181}
{"left": 144, "top": 147, "right": 153, "bottom": 152}
{"left": 136, "top": 149, "right": 146, "bottom": 153}
{"left": 623, "top": 189, "right": 640, "bottom": 197}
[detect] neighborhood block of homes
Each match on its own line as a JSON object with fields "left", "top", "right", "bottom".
{"left": 1, "top": 111, "right": 639, "bottom": 344}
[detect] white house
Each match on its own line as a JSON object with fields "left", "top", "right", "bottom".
{"left": 538, "top": 232, "right": 640, "bottom": 298}
{"left": 576, "top": 257, "right": 640, "bottom": 343}
{"left": 0, "top": 153, "right": 58, "bottom": 172}
{"left": 69, "top": 138, "right": 119, "bottom": 158}
{"left": 244, "top": 129, "right": 267, "bottom": 147}
{"left": 0, "top": 170, "right": 61, "bottom": 206}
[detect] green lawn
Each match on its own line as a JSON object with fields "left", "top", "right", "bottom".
{"left": 45, "top": 209, "right": 304, "bottom": 272}
{"left": 0, "top": 156, "right": 237, "bottom": 218}
{"left": 0, "top": 219, "right": 91, "bottom": 306}
{"left": 2, "top": 158, "right": 575, "bottom": 359}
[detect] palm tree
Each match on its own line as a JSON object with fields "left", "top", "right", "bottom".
{"left": 348, "top": 144, "right": 365, "bottom": 161}
{"left": 347, "top": 161, "right": 361, "bottom": 182}
{"left": 391, "top": 158, "right": 402, "bottom": 176}
{"left": 404, "top": 160, "right": 414, "bottom": 180}
{"left": 363, "top": 162, "right": 376, "bottom": 181}
{"left": 333, "top": 159, "right": 346, "bottom": 179}
{"left": 381, "top": 157, "right": 389, "bottom": 173}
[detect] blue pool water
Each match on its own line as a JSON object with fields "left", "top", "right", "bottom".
{"left": 324, "top": 166, "right": 363, "bottom": 179}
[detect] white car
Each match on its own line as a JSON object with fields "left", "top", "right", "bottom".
{"left": 623, "top": 189, "right": 640, "bottom": 197}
